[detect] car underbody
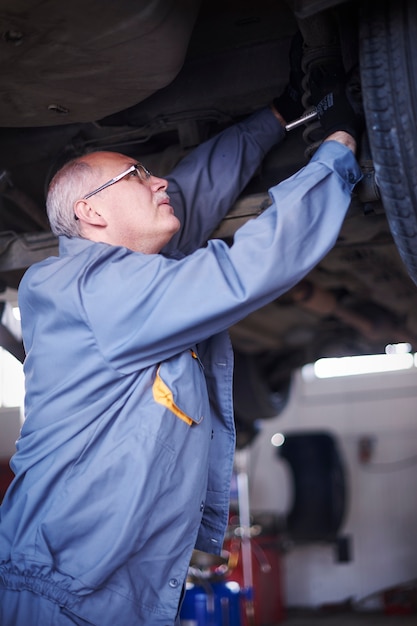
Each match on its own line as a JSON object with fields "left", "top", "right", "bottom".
{"left": 1, "top": 0, "right": 417, "bottom": 444}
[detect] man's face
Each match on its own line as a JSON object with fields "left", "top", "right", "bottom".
{"left": 77, "top": 151, "right": 180, "bottom": 253}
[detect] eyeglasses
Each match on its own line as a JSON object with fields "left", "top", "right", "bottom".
{"left": 83, "top": 162, "right": 152, "bottom": 199}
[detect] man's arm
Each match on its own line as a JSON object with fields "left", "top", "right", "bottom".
{"left": 79, "top": 139, "right": 361, "bottom": 371}
{"left": 163, "top": 107, "right": 286, "bottom": 255}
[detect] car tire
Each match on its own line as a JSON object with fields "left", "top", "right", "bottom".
{"left": 359, "top": 0, "right": 417, "bottom": 285}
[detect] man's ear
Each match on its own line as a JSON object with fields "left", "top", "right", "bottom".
{"left": 74, "top": 199, "right": 107, "bottom": 226}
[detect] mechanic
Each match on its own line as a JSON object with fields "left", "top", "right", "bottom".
{"left": 0, "top": 61, "right": 362, "bottom": 626}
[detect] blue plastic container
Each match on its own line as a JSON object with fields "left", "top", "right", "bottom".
{"left": 180, "top": 580, "right": 242, "bottom": 626}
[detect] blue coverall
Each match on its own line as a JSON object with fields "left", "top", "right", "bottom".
{"left": 0, "top": 108, "right": 361, "bottom": 625}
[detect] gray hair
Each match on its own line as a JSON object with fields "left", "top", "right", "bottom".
{"left": 46, "top": 158, "right": 96, "bottom": 237}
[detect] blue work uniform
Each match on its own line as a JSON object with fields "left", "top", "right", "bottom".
{"left": 0, "top": 108, "right": 361, "bottom": 626}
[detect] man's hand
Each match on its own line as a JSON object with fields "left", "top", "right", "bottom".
{"left": 324, "top": 130, "right": 357, "bottom": 154}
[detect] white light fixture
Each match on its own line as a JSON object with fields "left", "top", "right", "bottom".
{"left": 312, "top": 352, "right": 414, "bottom": 379}
{"left": 385, "top": 342, "right": 412, "bottom": 354}
{"left": 271, "top": 432, "right": 285, "bottom": 447}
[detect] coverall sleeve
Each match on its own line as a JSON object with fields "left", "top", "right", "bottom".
{"left": 82, "top": 140, "right": 362, "bottom": 372}
{"left": 162, "top": 107, "right": 286, "bottom": 255}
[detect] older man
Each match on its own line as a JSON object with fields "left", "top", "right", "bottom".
{"left": 0, "top": 63, "right": 362, "bottom": 625}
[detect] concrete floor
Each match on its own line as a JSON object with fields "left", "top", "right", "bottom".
{"left": 280, "top": 609, "right": 417, "bottom": 625}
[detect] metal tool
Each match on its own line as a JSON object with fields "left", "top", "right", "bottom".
{"left": 234, "top": 448, "right": 255, "bottom": 626}
{"left": 285, "top": 108, "right": 318, "bottom": 132}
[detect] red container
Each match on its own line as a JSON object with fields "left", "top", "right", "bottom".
{"left": 383, "top": 585, "right": 417, "bottom": 616}
{"left": 224, "top": 533, "right": 285, "bottom": 626}
{"left": 0, "top": 461, "right": 14, "bottom": 503}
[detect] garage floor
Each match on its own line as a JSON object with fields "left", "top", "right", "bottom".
{"left": 280, "top": 609, "right": 417, "bottom": 625}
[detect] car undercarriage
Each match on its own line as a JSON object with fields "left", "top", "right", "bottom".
{"left": 1, "top": 0, "right": 417, "bottom": 444}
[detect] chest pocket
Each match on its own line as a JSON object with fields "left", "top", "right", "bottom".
{"left": 152, "top": 348, "right": 207, "bottom": 426}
